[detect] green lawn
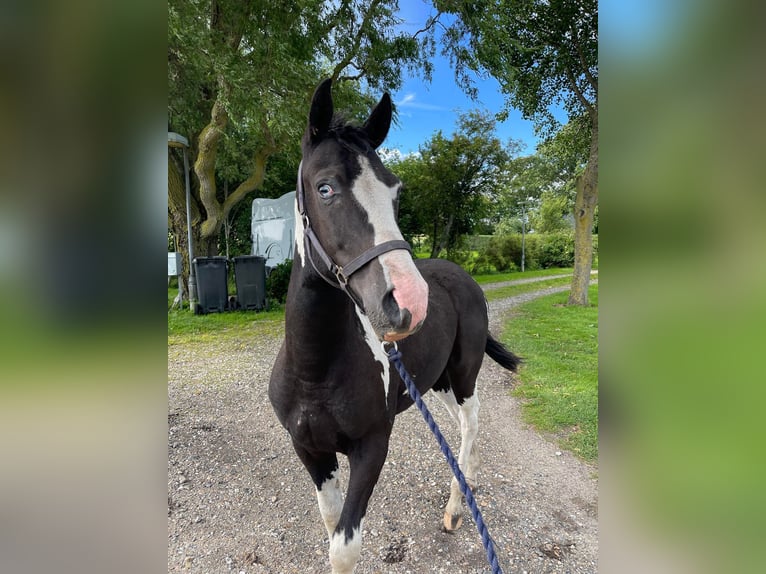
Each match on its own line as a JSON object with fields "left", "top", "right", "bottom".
{"left": 168, "top": 286, "right": 284, "bottom": 343}
{"left": 503, "top": 284, "right": 598, "bottom": 461}
{"left": 483, "top": 275, "right": 578, "bottom": 302}
{"left": 472, "top": 267, "right": 575, "bottom": 284}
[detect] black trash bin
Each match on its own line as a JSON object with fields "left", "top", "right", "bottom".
{"left": 193, "top": 257, "right": 229, "bottom": 314}
{"left": 232, "top": 255, "right": 267, "bottom": 311}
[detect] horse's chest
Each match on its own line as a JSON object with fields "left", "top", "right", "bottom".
{"left": 283, "top": 378, "right": 390, "bottom": 452}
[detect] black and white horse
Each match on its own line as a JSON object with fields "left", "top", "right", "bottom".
{"left": 269, "top": 79, "right": 520, "bottom": 574}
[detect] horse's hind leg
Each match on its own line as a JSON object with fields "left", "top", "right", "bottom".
{"left": 434, "top": 383, "right": 481, "bottom": 532}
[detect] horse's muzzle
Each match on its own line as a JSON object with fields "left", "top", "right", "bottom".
{"left": 380, "top": 283, "right": 428, "bottom": 341}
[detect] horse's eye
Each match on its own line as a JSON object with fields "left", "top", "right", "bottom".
{"left": 318, "top": 184, "right": 335, "bottom": 199}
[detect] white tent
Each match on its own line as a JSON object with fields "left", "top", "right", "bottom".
{"left": 251, "top": 191, "right": 295, "bottom": 269}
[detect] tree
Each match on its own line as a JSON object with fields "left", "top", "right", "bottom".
{"left": 436, "top": 0, "right": 598, "bottom": 304}
{"left": 168, "top": 0, "right": 434, "bottom": 291}
{"left": 390, "top": 110, "right": 514, "bottom": 257}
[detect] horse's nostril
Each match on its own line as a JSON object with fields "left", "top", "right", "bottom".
{"left": 382, "top": 289, "right": 411, "bottom": 331}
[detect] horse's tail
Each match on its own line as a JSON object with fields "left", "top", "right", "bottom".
{"left": 485, "top": 334, "right": 522, "bottom": 372}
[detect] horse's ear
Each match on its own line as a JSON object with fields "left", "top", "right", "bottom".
{"left": 363, "top": 92, "right": 392, "bottom": 149}
{"left": 308, "top": 78, "right": 334, "bottom": 143}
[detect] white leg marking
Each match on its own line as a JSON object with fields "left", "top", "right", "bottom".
{"left": 329, "top": 523, "right": 363, "bottom": 574}
{"left": 458, "top": 392, "right": 481, "bottom": 485}
{"left": 355, "top": 306, "right": 391, "bottom": 404}
{"left": 444, "top": 390, "right": 481, "bottom": 526}
{"left": 433, "top": 387, "right": 461, "bottom": 425}
{"left": 316, "top": 471, "right": 343, "bottom": 538}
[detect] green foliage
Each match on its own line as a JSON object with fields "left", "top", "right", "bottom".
{"left": 437, "top": 0, "right": 597, "bottom": 136}
{"left": 169, "top": 0, "right": 436, "bottom": 258}
{"left": 539, "top": 231, "right": 576, "bottom": 268}
{"left": 485, "top": 234, "right": 540, "bottom": 271}
{"left": 388, "top": 110, "right": 519, "bottom": 257}
{"left": 484, "top": 232, "right": 598, "bottom": 271}
{"left": 265, "top": 260, "right": 293, "bottom": 305}
{"left": 506, "top": 284, "right": 599, "bottom": 461}
{"left": 530, "top": 191, "right": 573, "bottom": 234}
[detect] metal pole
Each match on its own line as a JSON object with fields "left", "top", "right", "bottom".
{"left": 521, "top": 201, "right": 526, "bottom": 272}
{"left": 183, "top": 145, "right": 197, "bottom": 313}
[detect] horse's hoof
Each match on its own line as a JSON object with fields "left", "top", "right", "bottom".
{"left": 442, "top": 511, "right": 463, "bottom": 532}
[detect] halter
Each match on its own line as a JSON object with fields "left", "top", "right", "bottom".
{"left": 296, "top": 161, "right": 412, "bottom": 314}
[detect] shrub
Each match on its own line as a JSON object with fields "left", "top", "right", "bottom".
{"left": 592, "top": 234, "right": 599, "bottom": 267}
{"left": 485, "top": 234, "right": 542, "bottom": 271}
{"left": 485, "top": 232, "right": 598, "bottom": 272}
{"left": 266, "top": 260, "right": 293, "bottom": 304}
{"left": 538, "top": 231, "right": 575, "bottom": 268}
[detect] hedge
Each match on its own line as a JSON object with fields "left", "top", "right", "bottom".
{"left": 480, "top": 232, "right": 598, "bottom": 271}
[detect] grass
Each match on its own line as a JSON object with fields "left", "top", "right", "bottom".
{"left": 483, "top": 275, "right": 578, "bottom": 302}
{"left": 503, "top": 284, "right": 598, "bottom": 461}
{"left": 472, "top": 267, "right": 575, "bottom": 284}
{"left": 168, "top": 285, "right": 285, "bottom": 343}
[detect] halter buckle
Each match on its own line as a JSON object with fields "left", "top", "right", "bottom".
{"left": 334, "top": 266, "right": 349, "bottom": 286}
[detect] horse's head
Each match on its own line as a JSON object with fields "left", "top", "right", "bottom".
{"left": 296, "top": 78, "right": 428, "bottom": 342}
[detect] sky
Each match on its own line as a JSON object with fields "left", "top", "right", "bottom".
{"left": 384, "top": 1, "right": 660, "bottom": 159}
{"left": 383, "top": 2, "right": 563, "bottom": 157}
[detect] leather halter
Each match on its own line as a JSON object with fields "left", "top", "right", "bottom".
{"left": 295, "top": 161, "right": 412, "bottom": 314}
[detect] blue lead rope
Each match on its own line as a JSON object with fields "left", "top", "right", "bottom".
{"left": 386, "top": 345, "right": 504, "bottom": 574}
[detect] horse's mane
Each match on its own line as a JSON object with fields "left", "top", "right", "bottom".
{"left": 327, "top": 113, "right": 375, "bottom": 154}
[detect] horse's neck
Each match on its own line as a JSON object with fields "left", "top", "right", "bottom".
{"left": 284, "top": 261, "right": 354, "bottom": 352}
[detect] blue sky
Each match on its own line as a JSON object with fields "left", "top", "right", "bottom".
{"left": 384, "top": 1, "right": 659, "bottom": 158}
{"left": 383, "top": 2, "right": 560, "bottom": 157}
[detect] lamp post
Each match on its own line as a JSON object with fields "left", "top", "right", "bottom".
{"left": 168, "top": 132, "right": 197, "bottom": 313}
{"left": 520, "top": 199, "right": 528, "bottom": 272}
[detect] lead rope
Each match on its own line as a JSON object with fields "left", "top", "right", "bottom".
{"left": 385, "top": 343, "right": 504, "bottom": 574}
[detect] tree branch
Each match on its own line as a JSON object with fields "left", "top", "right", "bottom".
{"left": 562, "top": 63, "right": 595, "bottom": 119}
{"left": 331, "top": 0, "right": 384, "bottom": 82}
{"left": 413, "top": 11, "right": 442, "bottom": 38}
{"left": 571, "top": 29, "right": 597, "bottom": 95}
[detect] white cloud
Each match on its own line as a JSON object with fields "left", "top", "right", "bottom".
{"left": 378, "top": 147, "right": 421, "bottom": 163}
{"left": 394, "top": 92, "right": 448, "bottom": 112}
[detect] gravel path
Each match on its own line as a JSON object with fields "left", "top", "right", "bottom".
{"left": 168, "top": 276, "right": 598, "bottom": 574}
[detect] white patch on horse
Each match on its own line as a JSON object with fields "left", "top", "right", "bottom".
{"left": 329, "top": 523, "right": 363, "bottom": 574}
{"left": 316, "top": 471, "right": 343, "bottom": 538}
{"left": 349, "top": 156, "right": 401, "bottom": 244}
{"left": 294, "top": 200, "right": 306, "bottom": 267}
{"left": 354, "top": 306, "right": 391, "bottom": 403}
{"left": 350, "top": 155, "right": 429, "bottom": 334}
{"left": 433, "top": 387, "right": 461, "bottom": 425}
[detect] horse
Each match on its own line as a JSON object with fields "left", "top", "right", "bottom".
{"left": 268, "top": 78, "right": 520, "bottom": 574}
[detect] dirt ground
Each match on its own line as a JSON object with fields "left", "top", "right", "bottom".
{"left": 168, "top": 281, "right": 598, "bottom": 574}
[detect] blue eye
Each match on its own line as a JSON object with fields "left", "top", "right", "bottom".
{"left": 318, "top": 183, "right": 334, "bottom": 199}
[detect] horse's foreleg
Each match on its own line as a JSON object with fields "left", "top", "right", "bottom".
{"left": 441, "top": 389, "right": 481, "bottom": 532}
{"left": 329, "top": 434, "right": 389, "bottom": 574}
{"left": 293, "top": 445, "right": 343, "bottom": 538}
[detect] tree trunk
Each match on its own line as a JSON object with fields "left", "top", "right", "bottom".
{"left": 568, "top": 115, "right": 598, "bottom": 306}
{"left": 193, "top": 95, "right": 275, "bottom": 257}
{"left": 431, "top": 214, "right": 455, "bottom": 258}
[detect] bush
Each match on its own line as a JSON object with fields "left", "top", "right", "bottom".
{"left": 485, "top": 232, "right": 598, "bottom": 271}
{"left": 592, "top": 234, "right": 598, "bottom": 267}
{"left": 538, "top": 231, "right": 575, "bottom": 268}
{"left": 485, "top": 234, "right": 542, "bottom": 271}
{"left": 266, "top": 260, "right": 293, "bottom": 304}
